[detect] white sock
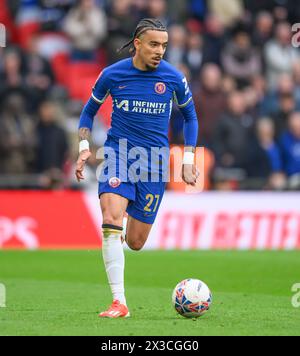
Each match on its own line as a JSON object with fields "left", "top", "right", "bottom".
{"left": 121, "top": 216, "right": 128, "bottom": 243}
{"left": 102, "top": 226, "right": 127, "bottom": 306}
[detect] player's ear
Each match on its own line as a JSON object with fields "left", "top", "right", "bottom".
{"left": 134, "top": 38, "right": 141, "bottom": 51}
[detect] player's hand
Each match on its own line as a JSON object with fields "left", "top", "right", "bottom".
{"left": 75, "top": 150, "right": 91, "bottom": 182}
{"left": 182, "top": 164, "right": 199, "bottom": 186}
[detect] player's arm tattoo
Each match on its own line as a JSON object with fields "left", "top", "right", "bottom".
{"left": 78, "top": 127, "right": 91, "bottom": 142}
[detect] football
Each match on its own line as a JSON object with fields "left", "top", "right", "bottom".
{"left": 172, "top": 279, "right": 212, "bottom": 318}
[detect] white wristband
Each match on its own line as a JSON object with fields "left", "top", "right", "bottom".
{"left": 183, "top": 151, "right": 194, "bottom": 165}
{"left": 79, "top": 140, "right": 90, "bottom": 153}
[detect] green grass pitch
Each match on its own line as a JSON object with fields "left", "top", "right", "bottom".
{"left": 0, "top": 250, "right": 300, "bottom": 336}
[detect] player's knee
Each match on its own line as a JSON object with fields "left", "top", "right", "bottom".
{"left": 127, "top": 241, "right": 144, "bottom": 251}
{"left": 102, "top": 215, "right": 123, "bottom": 227}
{"left": 126, "top": 236, "right": 146, "bottom": 251}
{"left": 102, "top": 209, "right": 123, "bottom": 226}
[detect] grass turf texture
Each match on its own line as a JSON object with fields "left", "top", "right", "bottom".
{"left": 0, "top": 250, "right": 300, "bottom": 336}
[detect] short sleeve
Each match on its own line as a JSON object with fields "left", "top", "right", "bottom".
{"left": 91, "top": 69, "right": 111, "bottom": 104}
{"left": 173, "top": 72, "right": 193, "bottom": 108}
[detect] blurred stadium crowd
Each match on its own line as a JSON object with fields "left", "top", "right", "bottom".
{"left": 0, "top": 0, "right": 300, "bottom": 191}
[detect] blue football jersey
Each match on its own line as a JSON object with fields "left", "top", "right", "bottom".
{"left": 91, "top": 58, "right": 193, "bottom": 149}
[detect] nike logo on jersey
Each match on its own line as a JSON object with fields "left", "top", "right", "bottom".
{"left": 118, "top": 85, "right": 127, "bottom": 89}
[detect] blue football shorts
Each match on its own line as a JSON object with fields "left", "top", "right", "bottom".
{"left": 98, "top": 138, "right": 167, "bottom": 224}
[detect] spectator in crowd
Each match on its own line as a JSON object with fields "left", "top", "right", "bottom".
{"left": 221, "top": 74, "right": 237, "bottom": 95}
{"left": 280, "top": 111, "right": 300, "bottom": 180}
{"left": 241, "top": 137, "right": 272, "bottom": 189}
{"left": 35, "top": 100, "right": 69, "bottom": 189}
{"left": 212, "top": 91, "right": 255, "bottom": 170}
{"left": 242, "top": 85, "right": 262, "bottom": 120}
{"left": 246, "top": 75, "right": 268, "bottom": 118}
{"left": 272, "top": 5, "right": 289, "bottom": 23}
{"left": 255, "top": 117, "right": 287, "bottom": 190}
{"left": 209, "top": 0, "right": 244, "bottom": 28}
{"left": 252, "top": 11, "right": 274, "bottom": 49}
{"left": 256, "top": 118, "right": 279, "bottom": 167}
{"left": 0, "top": 47, "right": 28, "bottom": 100}
{"left": 0, "top": 93, "right": 36, "bottom": 174}
{"left": 131, "top": 0, "right": 148, "bottom": 19}
{"left": 146, "top": 0, "right": 170, "bottom": 26}
{"left": 183, "top": 32, "right": 203, "bottom": 78}
{"left": 24, "top": 36, "right": 55, "bottom": 110}
{"left": 264, "top": 22, "right": 300, "bottom": 89}
{"left": 260, "top": 73, "right": 300, "bottom": 117}
{"left": 194, "top": 64, "right": 227, "bottom": 146}
{"left": 202, "top": 14, "right": 226, "bottom": 66}
{"left": 222, "top": 26, "right": 262, "bottom": 88}
{"left": 106, "top": 0, "right": 136, "bottom": 62}
{"left": 165, "top": 24, "right": 187, "bottom": 67}
{"left": 63, "top": 0, "right": 107, "bottom": 61}
{"left": 272, "top": 93, "right": 297, "bottom": 138}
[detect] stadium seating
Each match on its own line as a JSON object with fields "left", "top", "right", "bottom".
{"left": 67, "top": 63, "right": 99, "bottom": 100}
{"left": 0, "top": 2, "right": 18, "bottom": 43}
{"left": 51, "top": 52, "right": 70, "bottom": 86}
{"left": 17, "top": 22, "right": 40, "bottom": 49}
